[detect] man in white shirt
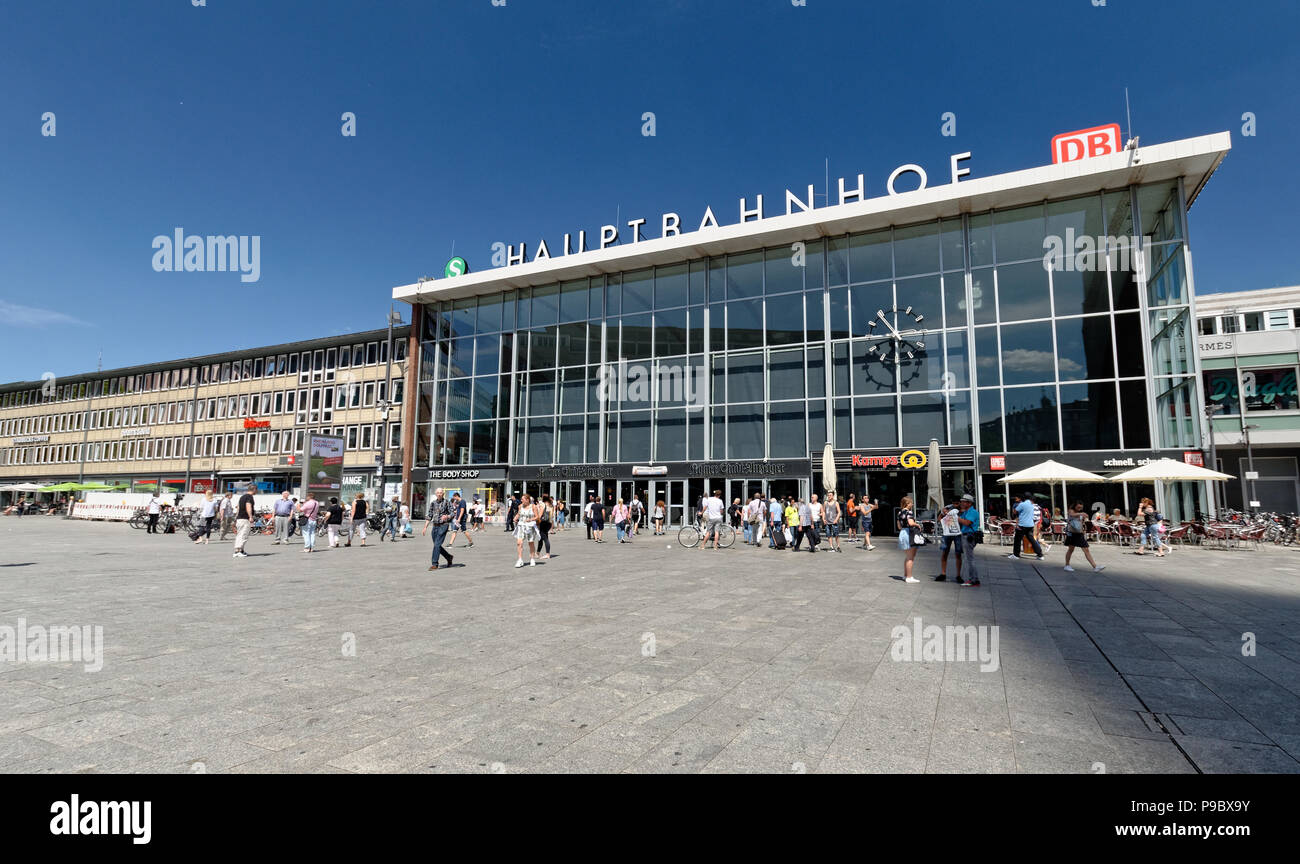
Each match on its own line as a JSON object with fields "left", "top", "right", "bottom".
{"left": 809, "top": 494, "right": 825, "bottom": 531}
{"left": 145, "top": 492, "right": 162, "bottom": 534}
{"left": 701, "top": 490, "right": 725, "bottom": 550}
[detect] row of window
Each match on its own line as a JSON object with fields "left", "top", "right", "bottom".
{"left": 0, "top": 338, "right": 408, "bottom": 408}
{"left": 2, "top": 381, "right": 404, "bottom": 437}
{"left": 1198, "top": 309, "right": 1300, "bottom": 336}
{"left": 1, "top": 424, "right": 402, "bottom": 467}
{"left": 431, "top": 183, "right": 1183, "bottom": 342}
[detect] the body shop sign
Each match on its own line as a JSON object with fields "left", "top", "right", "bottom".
{"left": 303, "top": 434, "right": 345, "bottom": 492}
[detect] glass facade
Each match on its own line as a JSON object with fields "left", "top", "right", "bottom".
{"left": 417, "top": 179, "right": 1200, "bottom": 482}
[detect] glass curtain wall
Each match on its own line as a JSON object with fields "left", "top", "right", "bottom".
{"left": 415, "top": 180, "right": 1191, "bottom": 478}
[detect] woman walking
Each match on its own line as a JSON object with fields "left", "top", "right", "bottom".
{"left": 195, "top": 490, "right": 218, "bottom": 545}
{"left": 613, "top": 498, "right": 631, "bottom": 543}
{"left": 299, "top": 492, "right": 321, "bottom": 553}
{"left": 346, "top": 492, "right": 368, "bottom": 547}
{"left": 515, "top": 493, "right": 540, "bottom": 567}
{"left": 537, "top": 494, "right": 554, "bottom": 559}
{"left": 653, "top": 499, "right": 666, "bottom": 535}
{"left": 1063, "top": 501, "right": 1104, "bottom": 572}
{"left": 898, "top": 496, "right": 920, "bottom": 583}
{"left": 325, "top": 496, "right": 344, "bottom": 548}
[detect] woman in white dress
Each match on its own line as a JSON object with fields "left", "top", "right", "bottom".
{"left": 514, "top": 493, "right": 540, "bottom": 568}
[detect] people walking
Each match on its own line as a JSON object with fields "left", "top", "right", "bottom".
{"left": 272, "top": 490, "right": 294, "bottom": 544}
{"left": 700, "top": 489, "right": 725, "bottom": 551}
{"left": 537, "top": 494, "right": 554, "bottom": 559}
{"left": 145, "top": 491, "right": 162, "bottom": 534}
{"left": 613, "top": 498, "right": 631, "bottom": 543}
{"left": 630, "top": 495, "right": 643, "bottom": 536}
{"left": 345, "top": 492, "right": 369, "bottom": 547}
{"left": 584, "top": 494, "right": 596, "bottom": 540}
{"left": 505, "top": 492, "right": 521, "bottom": 532}
{"left": 845, "top": 494, "right": 858, "bottom": 544}
{"left": 590, "top": 494, "right": 607, "bottom": 543}
{"left": 421, "top": 487, "right": 455, "bottom": 570}
{"left": 400, "top": 499, "right": 413, "bottom": 537}
{"left": 1135, "top": 499, "right": 1167, "bottom": 557}
{"left": 794, "top": 497, "right": 819, "bottom": 552}
{"left": 861, "top": 496, "right": 877, "bottom": 550}
{"left": 299, "top": 492, "right": 320, "bottom": 553}
{"left": 784, "top": 497, "right": 799, "bottom": 549}
{"left": 232, "top": 483, "right": 256, "bottom": 558}
{"left": 195, "top": 490, "right": 218, "bottom": 545}
{"left": 824, "top": 493, "right": 842, "bottom": 552}
{"left": 1007, "top": 492, "right": 1046, "bottom": 561}
{"left": 957, "top": 494, "right": 982, "bottom": 587}
{"left": 1063, "top": 501, "right": 1105, "bottom": 571}
{"left": 653, "top": 499, "right": 666, "bottom": 535}
{"left": 218, "top": 491, "right": 235, "bottom": 540}
{"left": 446, "top": 492, "right": 473, "bottom": 548}
{"left": 514, "top": 493, "right": 540, "bottom": 567}
{"left": 325, "top": 496, "right": 344, "bottom": 548}
{"left": 769, "top": 495, "right": 785, "bottom": 549}
{"left": 380, "top": 495, "right": 402, "bottom": 542}
{"left": 935, "top": 498, "right": 963, "bottom": 581}
{"left": 897, "top": 495, "right": 919, "bottom": 582}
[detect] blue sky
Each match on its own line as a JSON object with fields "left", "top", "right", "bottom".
{"left": 1, "top": 0, "right": 1296, "bottom": 383}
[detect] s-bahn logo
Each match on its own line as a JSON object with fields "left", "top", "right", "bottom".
{"left": 900, "top": 449, "right": 927, "bottom": 469}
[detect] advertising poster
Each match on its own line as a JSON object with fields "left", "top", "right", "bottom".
{"left": 303, "top": 434, "right": 346, "bottom": 493}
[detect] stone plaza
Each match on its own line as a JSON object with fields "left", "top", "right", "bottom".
{"left": 2, "top": 517, "right": 1299, "bottom": 773}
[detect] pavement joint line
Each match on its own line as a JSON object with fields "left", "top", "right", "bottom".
{"left": 1027, "top": 562, "right": 1203, "bottom": 774}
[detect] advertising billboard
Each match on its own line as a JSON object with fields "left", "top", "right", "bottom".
{"left": 303, "top": 434, "right": 346, "bottom": 493}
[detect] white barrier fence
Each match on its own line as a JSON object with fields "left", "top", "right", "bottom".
{"left": 70, "top": 492, "right": 288, "bottom": 522}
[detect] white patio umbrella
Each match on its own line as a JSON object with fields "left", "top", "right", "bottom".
{"left": 999, "top": 460, "right": 1108, "bottom": 521}
{"left": 820, "top": 442, "right": 836, "bottom": 498}
{"left": 1107, "top": 459, "right": 1234, "bottom": 521}
{"left": 0, "top": 482, "right": 44, "bottom": 492}
{"left": 1105, "top": 458, "right": 1234, "bottom": 482}
{"left": 925, "top": 438, "right": 943, "bottom": 513}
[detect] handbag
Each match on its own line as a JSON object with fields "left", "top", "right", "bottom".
{"left": 909, "top": 525, "right": 926, "bottom": 546}
{"left": 1067, "top": 516, "right": 1084, "bottom": 534}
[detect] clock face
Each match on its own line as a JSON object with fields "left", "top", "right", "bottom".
{"left": 866, "top": 305, "right": 928, "bottom": 364}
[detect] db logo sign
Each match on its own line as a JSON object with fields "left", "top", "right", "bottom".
{"left": 1051, "top": 123, "right": 1121, "bottom": 164}
{"left": 899, "top": 449, "right": 927, "bottom": 469}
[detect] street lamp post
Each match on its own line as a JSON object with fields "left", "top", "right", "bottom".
{"left": 376, "top": 305, "right": 403, "bottom": 504}
{"left": 1242, "top": 421, "right": 1260, "bottom": 514}
{"left": 1204, "top": 403, "right": 1223, "bottom": 517}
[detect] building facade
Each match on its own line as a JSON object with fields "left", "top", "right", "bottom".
{"left": 0, "top": 327, "right": 411, "bottom": 504}
{"left": 1197, "top": 285, "right": 1300, "bottom": 513}
{"left": 394, "top": 131, "right": 1228, "bottom": 524}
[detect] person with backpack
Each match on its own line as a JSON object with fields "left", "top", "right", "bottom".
{"left": 325, "top": 496, "right": 345, "bottom": 548}
{"left": 537, "top": 494, "right": 554, "bottom": 559}
{"left": 629, "top": 495, "right": 643, "bottom": 536}
{"left": 1063, "top": 501, "right": 1105, "bottom": 572}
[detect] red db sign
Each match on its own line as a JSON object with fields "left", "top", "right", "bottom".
{"left": 1051, "top": 123, "right": 1122, "bottom": 164}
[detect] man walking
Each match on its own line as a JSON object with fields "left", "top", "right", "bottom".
{"left": 446, "top": 491, "right": 474, "bottom": 548}
{"left": 380, "top": 495, "right": 402, "bottom": 542}
{"left": 794, "top": 497, "right": 818, "bottom": 553}
{"left": 935, "top": 498, "right": 964, "bottom": 581}
{"left": 958, "top": 494, "right": 982, "bottom": 587}
{"left": 769, "top": 494, "right": 784, "bottom": 549}
{"left": 218, "top": 491, "right": 235, "bottom": 540}
{"left": 1006, "top": 492, "right": 1046, "bottom": 561}
{"left": 272, "top": 490, "right": 294, "bottom": 544}
{"left": 421, "top": 487, "right": 456, "bottom": 570}
{"left": 233, "top": 483, "right": 256, "bottom": 558}
{"left": 629, "top": 495, "right": 643, "bottom": 536}
{"left": 584, "top": 493, "right": 596, "bottom": 540}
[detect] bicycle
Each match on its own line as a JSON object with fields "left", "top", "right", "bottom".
{"left": 678, "top": 520, "right": 736, "bottom": 549}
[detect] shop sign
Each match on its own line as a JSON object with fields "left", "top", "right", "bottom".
{"left": 631, "top": 465, "right": 668, "bottom": 476}
{"left": 1051, "top": 123, "right": 1122, "bottom": 164}
{"left": 12, "top": 435, "right": 50, "bottom": 444}
{"left": 989, "top": 455, "right": 1006, "bottom": 471}
{"left": 1183, "top": 451, "right": 1205, "bottom": 467}
{"left": 849, "top": 450, "right": 927, "bottom": 470}
{"left": 243, "top": 418, "right": 270, "bottom": 429}
{"left": 121, "top": 427, "right": 151, "bottom": 437}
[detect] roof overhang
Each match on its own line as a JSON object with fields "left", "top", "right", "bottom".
{"left": 394, "top": 131, "right": 1231, "bottom": 306}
